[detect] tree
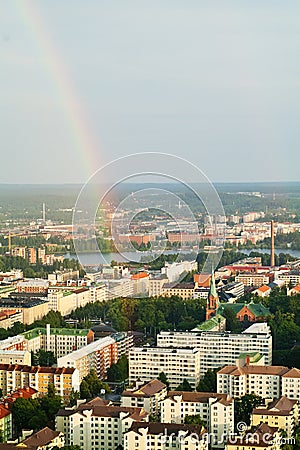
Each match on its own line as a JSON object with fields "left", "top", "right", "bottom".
{"left": 221, "top": 308, "right": 242, "bottom": 332}
{"left": 176, "top": 379, "right": 193, "bottom": 392}
{"left": 68, "top": 389, "right": 80, "bottom": 407}
{"left": 184, "top": 414, "right": 206, "bottom": 426}
{"left": 80, "top": 370, "right": 111, "bottom": 400}
{"left": 32, "top": 349, "right": 56, "bottom": 366}
{"left": 158, "top": 372, "right": 170, "bottom": 390}
{"left": 196, "top": 369, "right": 218, "bottom": 392}
{"left": 234, "top": 394, "right": 263, "bottom": 427}
{"left": 107, "top": 356, "right": 129, "bottom": 382}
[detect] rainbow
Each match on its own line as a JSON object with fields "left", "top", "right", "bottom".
{"left": 17, "top": 0, "right": 101, "bottom": 177}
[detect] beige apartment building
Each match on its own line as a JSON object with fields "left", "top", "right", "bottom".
{"left": 161, "top": 391, "right": 234, "bottom": 448}
{"left": 161, "top": 282, "right": 195, "bottom": 300}
{"left": 121, "top": 379, "right": 167, "bottom": 416}
{"left": 252, "top": 396, "right": 298, "bottom": 438}
{"left": 129, "top": 347, "right": 201, "bottom": 389}
{"left": 218, "top": 365, "right": 300, "bottom": 406}
{"left": 0, "top": 298, "right": 49, "bottom": 325}
{"left": 235, "top": 273, "right": 270, "bottom": 287}
{"left": 149, "top": 276, "right": 168, "bottom": 297}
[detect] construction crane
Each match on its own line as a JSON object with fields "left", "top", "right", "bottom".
{"left": 3, "top": 230, "right": 37, "bottom": 253}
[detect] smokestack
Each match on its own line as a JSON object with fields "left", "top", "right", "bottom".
{"left": 42, "top": 203, "right": 46, "bottom": 223}
{"left": 270, "top": 220, "right": 275, "bottom": 267}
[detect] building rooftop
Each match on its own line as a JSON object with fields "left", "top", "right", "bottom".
{"left": 166, "top": 391, "right": 233, "bottom": 406}
{"left": 218, "top": 365, "right": 289, "bottom": 377}
{"left": 253, "top": 396, "right": 297, "bottom": 416}
{"left": 22, "top": 327, "right": 92, "bottom": 341}
{"left": 122, "top": 379, "right": 166, "bottom": 398}
{"left": 22, "top": 427, "right": 62, "bottom": 448}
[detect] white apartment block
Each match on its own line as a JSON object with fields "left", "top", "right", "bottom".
{"left": 124, "top": 422, "right": 207, "bottom": 450}
{"left": 235, "top": 273, "right": 270, "bottom": 287}
{"left": 121, "top": 379, "right": 167, "bottom": 416}
{"left": 57, "top": 336, "right": 118, "bottom": 381}
{"left": 278, "top": 270, "right": 300, "bottom": 287}
{"left": 218, "top": 365, "right": 300, "bottom": 404}
{"left": 0, "top": 349, "right": 31, "bottom": 366}
{"left": 22, "top": 324, "right": 95, "bottom": 358}
{"left": 129, "top": 347, "right": 201, "bottom": 389}
{"left": 89, "top": 284, "right": 107, "bottom": 302}
{"left": 161, "top": 261, "right": 198, "bottom": 283}
{"left": 56, "top": 397, "right": 149, "bottom": 450}
{"left": 47, "top": 288, "right": 76, "bottom": 316}
{"left": 107, "top": 279, "right": 134, "bottom": 299}
{"left": 161, "top": 392, "right": 234, "bottom": 448}
{"left": 157, "top": 323, "right": 272, "bottom": 377}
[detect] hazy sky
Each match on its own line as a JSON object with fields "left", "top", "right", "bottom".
{"left": 1, "top": 1, "right": 299, "bottom": 184}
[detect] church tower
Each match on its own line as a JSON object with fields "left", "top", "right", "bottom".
{"left": 206, "top": 271, "right": 219, "bottom": 320}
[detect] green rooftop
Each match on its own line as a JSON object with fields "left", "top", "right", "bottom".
{"left": 22, "top": 327, "right": 91, "bottom": 340}
{"left": 239, "top": 352, "right": 263, "bottom": 363}
{"left": 217, "top": 302, "right": 271, "bottom": 317}
{"left": 196, "top": 314, "right": 226, "bottom": 331}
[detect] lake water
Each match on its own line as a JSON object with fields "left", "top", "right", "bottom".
{"left": 64, "top": 248, "right": 300, "bottom": 266}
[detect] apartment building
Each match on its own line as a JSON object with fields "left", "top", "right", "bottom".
{"left": 227, "top": 423, "right": 281, "bottom": 450}
{"left": 129, "top": 347, "right": 201, "bottom": 389}
{"left": 56, "top": 397, "right": 149, "bottom": 450}
{"left": 57, "top": 336, "right": 118, "bottom": 381}
{"left": 252, "top": 396, "right": 298, "bottom": 438}
{"left": 278, "top": 270, "right": 300, "bottom": 287}
{"left": 107, "top": 279, "right": 134, "bottom": 299}
{"left": 121, "top": 379, "right": 167, "bottom": 416}
{"left": 21, "top": 427, "right": 65, "bottom": 449}
{"left": 124, "top": 422, "right": 207, "bottom": 450}
{"left": 281, "top": 368, "right": 300, "bottom": 404}
{"left": 47, "top": 288, "right": 76, "bottom": 316}
{"left": 113, "top": 332, "right": 134, "bottom": 357}
{"left": 161, "top": 282, "right": 195, "bottom": 300}
{"left": 157, "top": 323, "right": 272, "bottom": 376}
{"left": 149, "top": 275, "right": 168, "bottom": 297}
{"left": 0, "top": 405, "right": 12, "bottom": 442}
{"left": 0, "top": 349, "right": 31, "bottom": 366}
{"left": 235, "top": 273, "right": 270, "bottom": 287}
{"left": 131, "top": 272, "right": 150, "bottom": 296}
{"left": 0, "top": 310, "right": 23, "bottom": 330}
{"left": 161, "top": 391, "right": 234, "bottom": 447}
{"left": 48, "top": 270, "right": 79, "bottom": 285}
{"left": 22, "top": 324, "right": 95, "bottom": 358}
{"left": 161, "top": 261, "right": 198, "bottom": 283}
{"left": 0, "top": 364, "right": 79, "bottom": 401}
{"left": 16, "top": 279, "right": 49, "bottom": 294}
{"left": 0, "top": 297, "right": 49, "bottom": 325}
{"left": 217, "top": 365, "right": 289, "bottom": 399}
{"left": 89, "top": 284, "right": 107, "bottom": 303}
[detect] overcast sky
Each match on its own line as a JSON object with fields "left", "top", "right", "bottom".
{"left": 1, "top": 1, "right": 299, "bottom": 184}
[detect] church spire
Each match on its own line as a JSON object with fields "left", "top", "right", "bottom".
{"left": 206, "top": 270, "right": 219, "bottom": 320}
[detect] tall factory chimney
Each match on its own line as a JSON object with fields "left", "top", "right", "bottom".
{"left": 270, "top": 220, "right": 275, "bottom": 267}
{"left": 42, "top": 203, "right": 46, "bottom": 223}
